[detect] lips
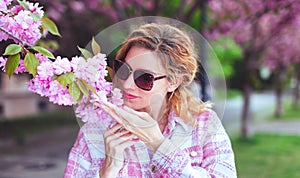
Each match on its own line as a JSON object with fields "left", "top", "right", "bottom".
{"left": 122, "top": 91, "right": 139, "bottom": 100}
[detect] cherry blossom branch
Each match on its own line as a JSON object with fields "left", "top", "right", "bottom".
{"left": 0, "top": 26, "right": 29, "bottom": 46}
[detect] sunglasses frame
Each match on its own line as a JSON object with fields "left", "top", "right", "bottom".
{"left": 113, "top": 59, "right": 167, "bottom": 91}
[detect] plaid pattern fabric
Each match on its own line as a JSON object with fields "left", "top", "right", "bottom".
{"left": 64, "top": 109, "right": 237, "bottom": 178}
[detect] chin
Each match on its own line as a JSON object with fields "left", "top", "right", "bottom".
{"left": 124, "top": 100, "right": 146, "bottom": 111}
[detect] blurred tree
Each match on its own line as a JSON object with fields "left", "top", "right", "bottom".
{"left": 207, "top": 0, "right": 300, "bottom": 138}
{"left": 293, "top": 63, "right": 300, "bottom": 108}
{"left": 210, "top": 37, "right": 242, "bottom": 78}
{"left": 264, "top": 15, "right": 300, "bottom": 117}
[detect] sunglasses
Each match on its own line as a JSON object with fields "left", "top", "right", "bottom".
{"left": 113, "top": 59, "right": 167, "bottom": 91}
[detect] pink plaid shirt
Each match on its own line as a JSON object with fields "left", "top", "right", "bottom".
{"left": 64, "top": 109, "right": 237, "bottom": 178}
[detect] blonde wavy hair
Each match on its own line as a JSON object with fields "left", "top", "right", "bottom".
{"left": 115, "top": 23, "right": 209, "bottom": 126}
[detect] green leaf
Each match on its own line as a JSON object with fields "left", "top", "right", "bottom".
{"left": 52, "top": 75, "right": 58, "bottom": 80}
{"left": 30, "top": 13, "right": 41, "bottom": 21}
{"left": 24, "top": 52, "right": 40, "bottom": 76}
{"left": 69, "top": 82, "right": 81, "bottom": 102}
{"left": 32, "top": 46, "right": 55, "bottom": 59}
{"left": 92, "top": 37, "right": 101, "bottom": 55}
{"left": 5, "top": 54, "right": 20, "bottom": 78}
{"left": 77, "top": 46, "right": 93, "bottom": 59}
{"left": 57, "top": 72, "right": 75, "bottom": 87}
{"left": 105, "top": 66, "right": 113, "bottom": 82}
{"left": 77, "top": 92, "right": 83, "bottom": 103}
{"left": 3, "top": 44, "right": 22, "bottom": 56}
{"left": 41, "top": 16, "right": 61, "bottom": 37}
{"left": 81, "top": 79, "right": 97, "bottom": 95}
{"left": 17, "top": 0, "right": 29, "bottom": 10}
{"left": 76, "top": 79, "right": 89, "bottom": 98}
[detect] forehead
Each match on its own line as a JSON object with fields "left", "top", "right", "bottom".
{"left": 125, "top": 46, "right": 166, "bottom": 73}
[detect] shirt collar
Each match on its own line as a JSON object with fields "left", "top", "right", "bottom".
{"left": 164, "top": 109, "right": 193, "bottom": 135}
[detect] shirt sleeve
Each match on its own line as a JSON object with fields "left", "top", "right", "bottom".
{"left": 64, "top": 128, "right": 101, "bottom": 178}
{"left": 150, "top": 110, "right": 237, "bottom": 178}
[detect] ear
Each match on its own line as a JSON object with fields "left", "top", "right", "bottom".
{"left": 167, "top": 77, "right": 182, "bottom": 92}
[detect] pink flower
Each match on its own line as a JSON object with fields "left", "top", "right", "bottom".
{"left": 53, "top": 56, "right": 72, "bottom": 75}
{"left": 26, "top": 1, "right": 44, "bottom": 18}
{"left": 111, "top": 88, "right": 123, "bottom": 106}
{"left": 0, "top": 31, "right": 9, "bottom": 41}
{"left": 75, "top": 105, "right": 99, "bottom": 122}
{"left": 35, "top": 53, "right": 49, "bottom": 63}
{"left": 37, "top": 60, "right": 54, "bottom": 79}
{"left": 0, "top": 56, "right": 7, "bottom": 69}
{"left": 90, "top": 90, "right": 108, "bottom": 103}
{"left": 75, "top": 56, "right": 99, "bottom": 83}
{"left": 0, "top": 7, "right": 42, "bottom": 45}
{"left": 10, "top": 5, "right": 24, "bottom": 14}
{"left": 93, "top": 53, "right": 107, "bottom": 67}
{"left": 70, "top": 56, "right": 82, "bottom": 71}
{"left": 0, "top": 1, "right": 7, "bottom": 11}
{"left": 48, "top": 80, "right": 75, "bottom": 106}
{"left": 15, "top": 60, "right": 27, "bottom": 74}
{"left": 4, "top": 0, "right": 12, "bottom": 5}
{"left": 28, "top": 76, "right": 52, "bottom": 97}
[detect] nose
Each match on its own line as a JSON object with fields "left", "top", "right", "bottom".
{"left": 122, "top": 73, "right": 136, "bottom": 90}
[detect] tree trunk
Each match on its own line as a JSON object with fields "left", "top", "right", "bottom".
{"left": 241, "top": 81, "right": 252, "bottom": 138}
{"left": 198, "top": 0, "right": 210, "bottom": 102}
{"left": 241, "top": 56, "right": 253, "bottom": 139}
{"left": 293, "top": 64, "right": 300, "bottom": 108}
{"left": 275, "top": 66, "right": 286, "bottom": 118}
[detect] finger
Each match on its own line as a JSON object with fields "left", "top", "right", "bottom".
{"left": 104, "top": 124, "right": 123, "bottom": 137}
{"left": 108, "top": 133, "right": 138, "bottom": 147}
{"left": 103, "top": 104, "right": 141, "bottom": 125}
{"left": 114, "top": 129, "right": 131, "bottom": 138}
{"left": 105, "top": 130, "right": 131, "bottom": 144}
{"left": 102, "top": 101, "right": 152, "bottom": 129}
{"left": 100, "top": 102, "right": 139, "bottom": 130}
{"left": 93, "top": 101, "right": 101, "bottom": 108}
{"left": 123, "top": 106, "right": 150, "bottom": 120}
{"left": 99, "top": 102, "right": 127, "bottom": 126}
{"left": 118, "top": 139, "right": 139, "bottom": 150}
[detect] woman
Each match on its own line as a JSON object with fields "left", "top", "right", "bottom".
{"left": 64, "top": 23, "right": 237, "bottom": 178}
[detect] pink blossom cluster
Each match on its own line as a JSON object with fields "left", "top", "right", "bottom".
{"left": 28, "top": 53, "right": 112, "bottom": 105}
{"left": 26, "top": 52, "right": 124, "bottom": 122}
{"left": 207, "top": 0, "right": 300, "bottom": 44}
{"left": 0, "top": 0, "right": 44, "bottom": 46}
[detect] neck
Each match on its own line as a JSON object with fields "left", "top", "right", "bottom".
{"left": 149, "top": 98, "right": 169, "bottom": 132}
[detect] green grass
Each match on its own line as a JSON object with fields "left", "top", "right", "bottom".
{"left": 232, "top": 134, "right": 300, "bottom": 178}
{"left": 280, "top": 104, "right": 300, "bottom": 120}
{"left": 0, "top": 109, "right": 77, "bottom": 142}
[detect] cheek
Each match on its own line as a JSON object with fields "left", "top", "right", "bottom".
{"left": 147, "top": 87, "right": 169, "bottom": 101}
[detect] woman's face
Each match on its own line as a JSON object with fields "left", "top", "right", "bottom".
{"left": 115, "top": 46, "right": 170, "bottom": 113}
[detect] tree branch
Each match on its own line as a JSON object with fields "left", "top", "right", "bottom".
{"left": 183, "top": 0, "right": 204, "bottom": 22}
{"left": 0, "top": 26, "right": 29, "bottom": 46}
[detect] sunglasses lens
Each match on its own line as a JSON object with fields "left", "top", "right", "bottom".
{"left": 114, "top": 60, "right": 130, "bottom": 80}
{"left": 134, "top": 70, "right": 154, "bottom": 91}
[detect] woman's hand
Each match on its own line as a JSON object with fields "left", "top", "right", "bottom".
{"left": 99, "top": 123, "right": 138, "bottom": 178}
{"left": 95, "top": 101, "right": 165, "bottom": 152}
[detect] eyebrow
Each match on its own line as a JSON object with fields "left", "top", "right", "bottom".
{"left": 123, "top": 61, "right": 165, "bottom": 76}
{"left": 136, "top": 68, "right": 161, "bottom": 75}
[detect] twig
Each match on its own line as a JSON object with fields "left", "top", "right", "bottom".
{"left": 0, "top": 26, "right": 29, "bottom": 46}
